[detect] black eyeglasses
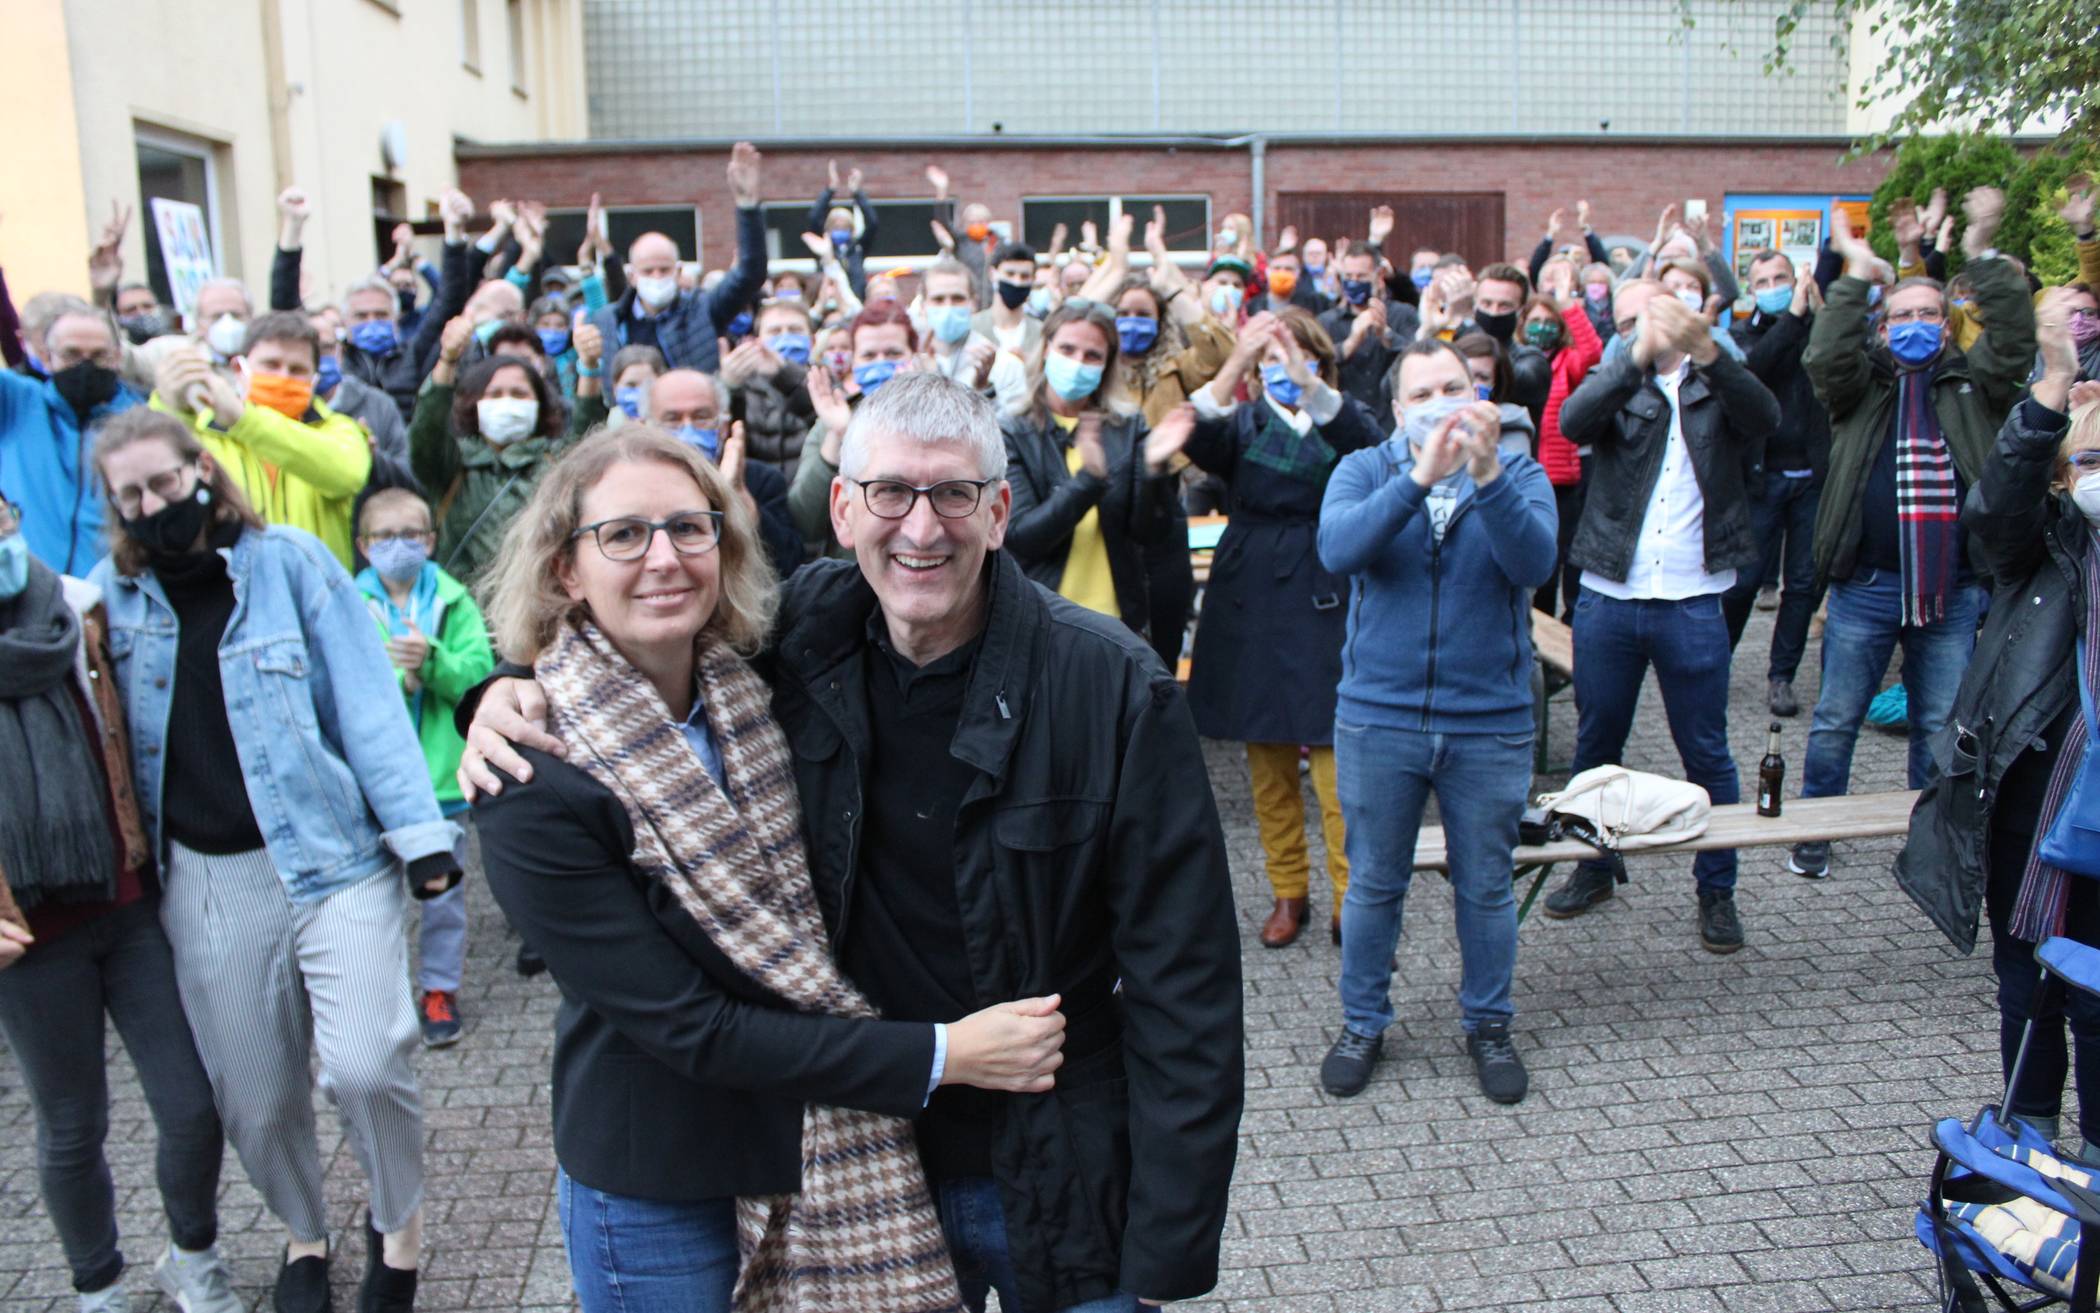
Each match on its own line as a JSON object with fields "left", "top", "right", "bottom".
{"left": 359, "top": 528, "right": 434, "bottom": 545}
{"left": 847, "top": 477, "right": 996, "bottom": 520}
{"left": 111, "top": 465, "right": 197, "bottom": 517}
{"left": 570, "top": 511, "right": 723, "bottom": 561}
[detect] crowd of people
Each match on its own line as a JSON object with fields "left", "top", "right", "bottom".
{"left": 0, "top": 139, "right": 2096, "bottom": 1313}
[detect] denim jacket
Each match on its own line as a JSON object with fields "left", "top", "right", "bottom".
{"left": 89, "top": 525, "right": 461, "bottom": 903}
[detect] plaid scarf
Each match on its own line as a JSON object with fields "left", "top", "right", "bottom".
{"left": 1895, "top": 368, "right": 1962, "bottom": 626}
{"left": 2010, "top": 534, "right": 2100, "bottom": 943}
{"left": 537, "top": 622, "right": 963, "bottom": 1313}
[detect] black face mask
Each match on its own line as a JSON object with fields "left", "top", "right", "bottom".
{"left": 121, "top": 484, "right": 213, "bottom": 558}
{"left": 51, "top": 361, "right": 121, "bottom": 419}
{"left": 996, "top": 279, "right": 1032, "bottom": 311}
{"left": 119, "top": 311, "right": 168, "bottom": 345}
{"left": 1474, "top": 309, "right": 1518, "bottom": 343}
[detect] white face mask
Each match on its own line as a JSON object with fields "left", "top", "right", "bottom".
{"left": 1675, "top": 288, "right": 1704, "bottom": 312}
{"left": 635, "top": 275, "right": 678, "bottom": 310}
{"left": 204, "top": 313, "right": 247, "bottom": 359}
{"left": 476, "top": 396, "right": 540, "bottom": 444}
{"left": 2073, "top": 469, "right": 2100, "bottom": 523}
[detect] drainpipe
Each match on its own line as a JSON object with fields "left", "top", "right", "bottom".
{"left": 260, "top": 0, "right": 295, "bottom": 192}
{"left": 1249, "top": 135, "right": 1267, "bottom": 247}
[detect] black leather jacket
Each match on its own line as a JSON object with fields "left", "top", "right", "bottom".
{"left": 1000, "top": 407, "right": 1176, "bottom": 636}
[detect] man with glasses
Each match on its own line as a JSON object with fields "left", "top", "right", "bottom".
{"left": 1, "top": 307, "right": 144, "bottom": 572}
{"left": 461, "top": 371, "right": 1242, "bottom": 1313}
{"left": 1789, "top": 189, "right": 2037, "bottom": 880}
{"left": 647, "top": 368, "right": 804, "bottom": 577}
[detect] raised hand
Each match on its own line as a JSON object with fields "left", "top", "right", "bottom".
{"left": 1683, "top": 207, "right": 1713, "bottom": 252}
{"left": 798, "top": 230, "right": 836, "bottom": 262}
{"left": 1547, "top": 207, "right": 1568, "bottom": 239}
{"left": 808, "top": 362, "right": 852, "bottom": 433}
{"left": 2062, "top": 173, "right": 2096, "bottom": 237}
{"left": 573, "top": 319, "right": 603, "bottom": 368}
{"left": 386, "top": 619, "right": 430, "bottom": 677}
{"left": 2071, "top": 380, "right": 2100, "bottom": 411}
{"left": 1108, "top": 210, "right": 1134, "bottom": 255}
{"left": 1072, "top": 411, "right": 1109, "bottom": 478}
{"left": 1274, "top": 319, "right": 1316, "bottom": 387}
{"left": 440, "top": 189, "right": 474, "bottom": 238}
{"left": 439, "top": 314, "right": 475, "bottom": 364}
{"left": 1961, "top": 186, "right": 2006, "bottom": 259}
{"left": 719, "top": 421, "right": 748, "bottom": 490}
{"left": 1277, "top": 224, "right": 1299, "bottom": 252}
{"left": 488, "top": 199, "right": 518, "bottom": 231}
{"left": 1453, "top": 400, "right": 1504, "bottom": 483}
{"left": 2036, "top": 286, "right": 2082, "bottom": 380}
{"left": 827, "top": 159, "right": 841, "bottom": 191}
{"left": 1653, "top": 202, "right": 1681, "bottom": 247}
{"left": 930, "top": 217, "right": 956, "bottom": 252}
{"left": 1080, "top": 219, "right": 1099, "bottom": 250}
{"left": 583, "top": 192, "right": 609, "bottom": 261}
{"left": 1143, "top": 404, "right": 1195, "bottom": 473}
{"left": 846, "top": 166, "right": 864, "bottom": 194}
{"left": 1410, "top": 409, "right": 1470, "bottom": 486}
{"left": 726, "top": 142, "right": 763, "bottom": 207}
{"left": 924, "top": 164, "right": 950, "bottom": 199}
{"left": 963, "top": 338, "right": 996, "bottom": 388}
{"left": 1048, "top": 222, "right": 1069, "bottom": 257}
{"left": 1890, "top": 198, "right": 1923, "bottom": 256}
{"left": 1146, "top": 205, "right": 1170, "bottom": 256}
{"left": 1368, "top": 205, "right": 1396, "bottom": 246}
{"left": 88, "top": 199, "right": 130, "bottom": 292}
{"left": 278, "top": 186, "right": 312, "bottom": 222}
{"left": 1922, "top": 186, "right": 1950, "bottom": 236}
{"left": 1829, "top": 205, "right": 1876, "bottom": 277}
{"left": 1577, "top": 199, "right": 1593, "bottom": 230}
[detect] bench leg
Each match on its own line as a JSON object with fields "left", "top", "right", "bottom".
{"left": 1532, "top": 664, "right": 1549, "bottom": 774}
{"left": 1514, "top": 862, "right": 1557, "bottom": 924}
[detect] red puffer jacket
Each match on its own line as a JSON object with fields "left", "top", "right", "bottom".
{"left": 1538, "top": 303, "right": 1605, "bottom": 486}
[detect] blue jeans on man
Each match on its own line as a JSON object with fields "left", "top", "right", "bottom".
{"left": 1801, "top": 567, "right": 1983, "bottom": 796}
{"left": 1569, "top": 589, "right": 1742, "bottom": 893}
{"left": 1722, "top": 470, "right": 1824, "bottom": 681}
{"left": 937, "top": 1177, "right": 1140, "bottom": 1313}
{"left": 1333, "top": 721, "right": 1530, "bottom": 1038}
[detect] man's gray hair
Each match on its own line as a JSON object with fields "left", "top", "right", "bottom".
{"left": 22, "top": 291, "right": 93, "bottom": 341}
{"left": 343, "top": 275, "right": 396, "bottom": 309}
{"left": 197, "top": 278, "right": 252, "bottom": 315}
{"left": 840, "top": 371, "right": 1006, "bottom": 481}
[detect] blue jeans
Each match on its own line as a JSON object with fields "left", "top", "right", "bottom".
{"left": 1333, "top": 722, "right": 1529, "bottom": 1037}
{"left": 558, "top": 1169, "right": 738, "bottom": 1313}
{"left": 1722, "top": 471, "right": 1825, "bottom": 681}
{"left": 416, "top": 884, "right": 467, "bottom": 993}
{"left": 937, "top": 1177, "right": 1139, "bottom": 1313}
{"left": 1802, "top": 568, "right": 1982, "bottom": 797}
{"left": 1570, "top": 589, "right": 1742, "bottom": 892}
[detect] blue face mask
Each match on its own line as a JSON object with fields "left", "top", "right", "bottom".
{"left": 349, "top": 319, "right": 398, "bottom": 356}
{"left": 676, "top": 425, "right": 722, "bottom": 460}
{"left": 614, "top": 385, "right": 646, "bottom": 419}
{"left": 1754, "top": 286, "right": 1795, "bottom": 316}
{"left": 1026, "top": 287, "right": 1054, "bottom": 317}
{"left": 830, "top": 230, "right": 853, "bottom": 250}
{"left": 474, "top": 318, "right": 503, "bottom": 345}
{"left": 726, "top": 312, "right": 754, "bottom": 340}
{"left": 1475, "top": 383, "right": 1494, "bottom": 401}
{"left": 0, "top": 532, "right": 27, "bottom": 600}
{"left": 537, "top": 328, "right": 571, "bottom": 357}
{"left": 1044, "top": 353, "right": 1103, "bottom": 402}
{"left": 928, "top": 305, "right": 973, "bottom": 345}
{"left": 1867, "top": 284, "right": 1884, "bottom": 308}
{"left": 767, "top": 332, "right": 812, "bottom": 365}
{"left": 1117, "top": 316, "right": 1159, "bottom": 355}
{"left": 1887, "top": 320, "right": 1943, "bottom": 365}
{"left": 854, "top": 360, "right": 900, "bottom": 394}
{"left": 365, "top": 536, "right": 429, "bottom": 585}
{"left": 1261, "top": 363, "right": 1303, "bottom": 409}
{"left": 314, "top": 353, "right": 342, "bottom": 395}
{"left": 1341, "top": 278, "right": 1374, "bottom": 306}
{"left": 1411, "top": 268, "right": 1435, "bottom": 290}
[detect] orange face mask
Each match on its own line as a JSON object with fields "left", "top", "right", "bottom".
{"left": 246, "top": 372, "right": 314, "bottom": 420}
{"left": 1268, "top": 269, "right": 1299, "bottom": 298}
{"left": 965, "top": 222, "right": 991, "bottom": 243}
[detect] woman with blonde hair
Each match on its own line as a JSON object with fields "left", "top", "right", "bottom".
{"left": 472, "top": 424, "right": 1066, "bottom": 1313}
{"left": 999, "top": 300, "right": 1188, "bottom": 636}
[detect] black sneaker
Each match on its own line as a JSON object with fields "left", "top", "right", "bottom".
{"left": 516, "top": 944, "right": 546, "bottom": 977}
{"left": 1787, "top": 840, "right": 1831, "bottom": 880}
{"left": 1768, "top": 677, "right": 1800, "bottom": 718}
{"left": 1467, "top": 1020, "right": 1529, "bottom": 1104}
{"left": 1319, "top": 1029, "right": 1384, "bottom": 1097}
{"left": 360, "top": 1213, "right": 416, "bottom": 1313}
{"left": 1698, "top": 890, "right": 1745, "bottom": 954}
{"left": 1541, "top": 863, "right": 1615, "bottom": 919}
{"left": 275, "top": 1250, "right": 330, "bottom": 1313}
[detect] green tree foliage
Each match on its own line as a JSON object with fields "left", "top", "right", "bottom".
{"left": 1861, "top": 135, "right": 2095, "bottom": 277}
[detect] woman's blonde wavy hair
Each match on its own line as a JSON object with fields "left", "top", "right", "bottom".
{"left": 477, "top": 424, "right": 778, "bottom": 664}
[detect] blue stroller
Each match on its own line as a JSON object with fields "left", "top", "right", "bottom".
{"left": 1919, "top": 938, "right": 2100, "bottom": 1310}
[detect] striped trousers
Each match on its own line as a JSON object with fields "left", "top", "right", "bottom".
{"left": 160, "top": 842, "right": 424, "bottom": 1241}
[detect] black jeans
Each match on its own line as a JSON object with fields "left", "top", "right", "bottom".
{"left": 0, "top": 899, "right": 223, "bottom": 1292}
{"left": 1722, "top": 469, "right": 1825, "bottom": 682}
{"left": 1534, "top": 479, "right": 1587, "bottom": 620}
{"left": 1986, "top": 827, "right": 2100, "bottom": 1147}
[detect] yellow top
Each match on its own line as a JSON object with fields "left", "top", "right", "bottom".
{"left": 1051, "top": 413, "right": 1118, "bottom": 618}
{"left": 151, "top": 393, "right": 373, "bottom": 569}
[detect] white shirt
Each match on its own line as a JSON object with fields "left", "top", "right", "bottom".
{"left": 1580, "top": 362, "right": 1737, "bottom": 601}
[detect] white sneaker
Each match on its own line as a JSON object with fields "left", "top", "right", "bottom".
{"left": 154, "top": 1244, "right": 245, "bottom": 1313}
{"left": 77, "top": 1283, "right": 130, "bottom": 1313}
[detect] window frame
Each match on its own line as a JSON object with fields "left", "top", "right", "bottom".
{"left": 1018, "top": 193, "right": 1212, "bottom": 263}
{"left": 133, "top": 124, "right": 227, "bottom": 315}
{"left": 461, "top": 0, "right": 482, "bottom": 75}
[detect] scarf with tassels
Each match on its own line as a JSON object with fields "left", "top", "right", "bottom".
{"left": 2011, "top": 532, "right": 2100, "bottom": 943}
{"left": 1894, "top": 368, "right": 1963, "bottom": 626}
{"left": 535, "top": 620, "right": 963, "bottom": 1313}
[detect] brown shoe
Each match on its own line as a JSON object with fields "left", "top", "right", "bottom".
{"left": 1260, "top": 897, "right": 1309, "bottom": 948}
{"left": 1331, "top": 915, "right": 1342, "bottom": 946}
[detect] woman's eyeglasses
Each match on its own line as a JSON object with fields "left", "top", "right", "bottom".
{"left": 110, "top": 465, "right": 197, "bottom": 517}
{"left": 846, "top": 477, "right": 996, "bottom": 520}
{"left": 570, "top": 511, "right": 723, "bottom": 561}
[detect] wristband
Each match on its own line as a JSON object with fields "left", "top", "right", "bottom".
{"left": 576, "top": 362, "right": 601, "bottom": 378}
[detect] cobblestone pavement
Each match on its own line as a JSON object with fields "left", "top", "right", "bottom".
{"left": 1, "top": 608, "right": 1999, "bottom": 1312}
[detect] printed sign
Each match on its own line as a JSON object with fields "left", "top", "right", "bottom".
{"left": 149, "top": 197, "right": 216, "bottom": 325}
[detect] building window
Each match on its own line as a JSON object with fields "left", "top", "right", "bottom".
{"left": 1019, "top": 196, "right": 1210, "bottom": 260}
{"left": 506, "top": 0, "right": 528, "bottom": 96}
{"left": 134, "top": 126, "right": 223, "bottom": 324}
{"left": 537, "top": 206, "right": 701, "bottom": 269}
{"left": 461, "top": 0, "right": 481, "bottom": 73}
{"left": 759, "top": 200, "right": 947, "bottom": 265}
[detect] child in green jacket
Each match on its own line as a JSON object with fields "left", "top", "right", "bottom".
{"left": 356, "top": 487, "right": 495, "bottom": 1048}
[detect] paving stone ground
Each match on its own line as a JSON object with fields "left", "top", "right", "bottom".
{"left": 1, "top": 607, "right": 2005, "bottom": 1312}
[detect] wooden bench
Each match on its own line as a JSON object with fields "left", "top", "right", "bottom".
{"left": 1530, "top": 609, "right": 1574, "bottom": 771}
{"left": 1411, "top": 789, "right": 1920, "bottom": 922}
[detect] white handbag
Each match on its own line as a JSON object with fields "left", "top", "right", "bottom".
{"left": 1536, "top": 766, "right": 1711, "bottom": 851}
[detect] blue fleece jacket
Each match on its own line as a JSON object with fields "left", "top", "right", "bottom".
{"left": 0, "top": 371, "right": 142, "bottom": 574}
{"left": 1317, "top": 437, "right": 1559, "bottom": 733}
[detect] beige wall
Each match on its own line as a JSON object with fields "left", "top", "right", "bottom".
{"left": 6, "top": 0, "right": 584, "bottom": 321}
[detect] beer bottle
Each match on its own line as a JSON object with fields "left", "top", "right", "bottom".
{"left": 1757, "top": 722, "right": 1785, "bottom": 818}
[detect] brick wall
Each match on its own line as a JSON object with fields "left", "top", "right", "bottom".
{"left": 455, "top": 138, "right": 1889, "bottom": 271}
